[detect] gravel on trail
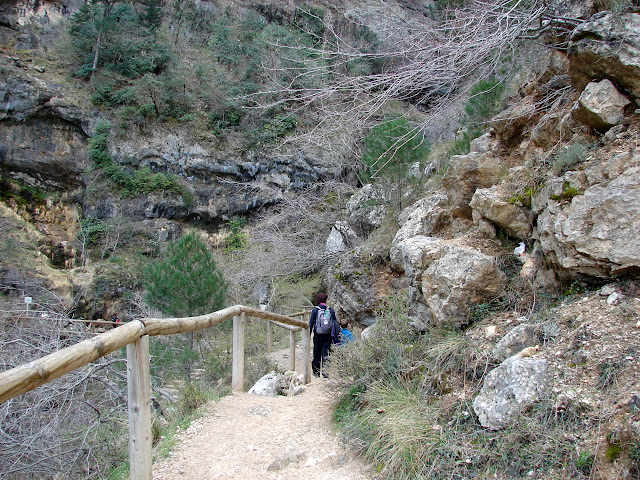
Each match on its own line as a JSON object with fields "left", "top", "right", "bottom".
{"left": 153, "top": 377, "right": 372, "bottom": 480}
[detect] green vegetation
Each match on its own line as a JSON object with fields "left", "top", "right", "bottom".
{"left": 143, "top": 233, "right": 227, "bottom": 317}
{"left": 0, "top": 176, "right": 48, "bottom": 206}
{"left": 144, "top": 233, "right": 227, "bottom": 381}
{"left": 448, "top": 78, "right": 505, "bottom": 156}
{"left": 360, "top": 117, "right": 430, "bottom": 183}
{"left": 550, "top": 182, "right": 579, "bottom": 202}
{"left": 575, "top": 450, "right": 594, "bottom": 475}
{"left": 551, "top": 142, "right": 589, "bottom": 176}
{"left": 88, "top": 119, "right": 192, "bottom": 203}
{"left": 328, "top": 296, "right": 590, "bottom": 480}
{"left": 509, "top": 185, "right": 539, "bottom": 208}
{"left": 224, "top": 217, "right": 247, "bottom": 251}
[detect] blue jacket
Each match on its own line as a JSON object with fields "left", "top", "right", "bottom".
{"left": 339, "top": 328, "right": 354, "bottom": 344}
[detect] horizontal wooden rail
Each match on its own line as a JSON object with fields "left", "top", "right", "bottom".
{"left": 0, "top": 305, "right": 308, "bottom": 404}
{"left": 0, "top": 304, "right": 311, "bottom": 480}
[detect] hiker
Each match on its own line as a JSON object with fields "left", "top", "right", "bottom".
{"left": 309, "top": 293, "right": 339, "bottom": 377}
{"left": 111, "top": 314, "right": 120, "bottom": 328}
{"left": 337, "top": 318, "right": 354, "bottom": 345}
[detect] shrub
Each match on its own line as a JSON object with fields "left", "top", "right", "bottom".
{"left": 224, "top": 217, "right": 247, "bottom": 251}
{"left": 551, "top": 143, "right": 588, "bottom": 176}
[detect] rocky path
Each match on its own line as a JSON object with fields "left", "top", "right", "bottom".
{"left": 153, "top": 377, "right": 372, "bottom": 480}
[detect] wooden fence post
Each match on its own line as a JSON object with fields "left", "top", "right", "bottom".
{"left": 302, "top": 319, "right": 311, "bottom": 384}
{"left": 127, "top": 335, "right": 152, "bottom": 480}
{"left": 266, "top": 321, "right": 273, "bottom": 353}
{"left": 231, "top": 312, "right": 245, "bottom": 392}
{"left": 289, "top": 330, "right": 296, "bottom": 371}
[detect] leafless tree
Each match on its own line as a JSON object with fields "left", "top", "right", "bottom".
{"left": 0, "top": 283, "right": 129, "bottom": 479}
{"left": 216, "top": 181, "right": 355, "bottom": 303}
{"left": 252, "top": 0, "right": 583, "bottom": 147}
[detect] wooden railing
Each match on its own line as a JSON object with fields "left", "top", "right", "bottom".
{"left": 0, "top": 305, "right": 311, "bottom": 480}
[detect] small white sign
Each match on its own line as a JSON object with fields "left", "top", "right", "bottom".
{"left": 24, "top": 297, "right": 33, "bottom": 304}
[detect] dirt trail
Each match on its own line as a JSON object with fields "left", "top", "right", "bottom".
{"left": 153, "top": 368, "right": 372, "bottom": 480}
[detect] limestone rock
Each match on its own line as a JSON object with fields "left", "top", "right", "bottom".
{"left": 470, "top": 186, "right": 534, "bottom": 238}
{"left": 473, "top": 355, "right": 552, "bottom": 430}
{"left": 491, "top": 98, "right": 538, "bottom": 147}
{"left": 442, "top": 152, "right": 507, "bottom": 218}
{"left": 568, "top": 12, "right": 640, "bottom": 102}
{"left": 344, "top": 183, "right": 392, "bottom": 235}
{"left": 571, "top": 79, "right": 630, "bottom": 132}
{"left": 326, "top": 221, "right": 358, "bottom": 254}
{"left": 248, "top": 371, "right": 280, "bottom": 397}
{"left": 492, "top": 323, "right": 539, "bottom": 362}
{"left": 326, "top": 247, "right": 379, "bottom": 326}
{"left": 419, "top": 243, "right": 506, "bottom": 328}
{"left": 538, "top": 164, "right": 640, "bottom": 277}
{"left": 392, "top": 193, "right": 451, "bottom": 247}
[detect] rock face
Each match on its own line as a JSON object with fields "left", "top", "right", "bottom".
{"left": 0, "top": 63, "right": 92, "bottom": 188}
{"left": 442, "top": 151, "right": 507, "bottom": 218}
{"left": 470, "top": 186, "right": 534, "bottom": 238}
{"left": 568, "top": 12, "right": 640, "bottom": 102}
{"left": 571, "top": 79, "right": 631, "bottom": 132}
{"left": 473, "top": 355, "right": 551, "bottom": 430}
{"left": 537, "top": 157, "right": 640, "bottom": 277}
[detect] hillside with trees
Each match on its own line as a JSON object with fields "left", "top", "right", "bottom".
{"left": 1, "top": 0, "right": 640, "bottom": 479}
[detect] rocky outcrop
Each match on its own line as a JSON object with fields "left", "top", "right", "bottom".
{"left": 568, "top": 12, "right": 640, "bottom": 102}
{"left": 0, "top": 63, "right": 92, "bottom": 188}
{"left": 537, "top": 151, "right": 640, "bottom": 278}
{"left": 442, "top": 151, "right": 507, "bottom": 218}
{"left": 571, "top": 79, "right": 631, "bottom": 132}
{"left": 470, "top": 186, "right": 534, "bottom": 238}
{"left": 473, "top": 354, "right": 551, "bottom": 430}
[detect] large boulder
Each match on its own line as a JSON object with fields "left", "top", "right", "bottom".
{"left": 537, "top": 159, "right": 640, "bottom": 278}
{"left": 571, "top": 79, "right": 631, "bottom": 132}
{"left": 343, "top": 183, "right": 392, "bottom": 236}
{"left": 392, "top": 236, "right": 505, "bottom": 328}
{"left": 473, "top": 355, "right": 552, "bottom": 430}
{"left": 568, "top": 12, "right": 640, "bottom": 102}
{"left": 442, "top": 152, "right": 507, "bottom": 218}
{"left": 420, "top": 244, "right": 506, "bottom": 328}
{"left": 392, "top": 192, "right": 451, "bottom": 247}
{"left": 470, "top": 186, "right": 534, "bottom": 238}
{"left": 326, "top": 247, "right": 379, "bottom": 326}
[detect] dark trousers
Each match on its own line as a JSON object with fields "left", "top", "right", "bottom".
{"left": 312, "top": 333, "right": 333, "bottom": 376}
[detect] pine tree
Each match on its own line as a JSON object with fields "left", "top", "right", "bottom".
{"left": 144, "top": 233, "right": 227, "bottom": 317}
{"left": 144, "top": 233, "right": 227, "bottom": 382}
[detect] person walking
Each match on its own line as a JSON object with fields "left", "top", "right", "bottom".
{"left": 309, "top": 293, "right": 338, "bottom": 377}
{"left": 337, "top": 318, "right": 354, "bottom": 344}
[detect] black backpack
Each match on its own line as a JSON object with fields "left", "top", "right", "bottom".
{"left": 315, "top": 306, "right": 333, "bottom": 335}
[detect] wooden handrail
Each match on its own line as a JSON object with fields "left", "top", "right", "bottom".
{"left": 0, "top": 305, "right": 307, "bottom": 404}
{"left": 0, "top": 304, "right": 311, "bottom": 480}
